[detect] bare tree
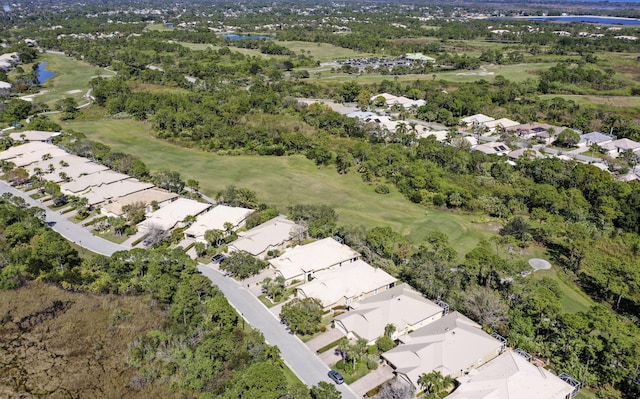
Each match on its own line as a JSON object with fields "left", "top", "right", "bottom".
{"left": 145, "top": 224, "right": 168, "bottom": 246}
{"left": 462, "top": 286, "right": 509, "bottom": 330}
{"left": 375, "top": 377, "right": 415, "bottom": 399}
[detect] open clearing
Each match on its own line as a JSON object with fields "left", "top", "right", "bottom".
{"left": 309, "top": 62, "right": 552, "bottom": 84}
{"left": 277, "top": 41, "right": 373, "bottom": 62}
{"left": 59, "top": 112, "right": 495, "bottom": 254}
{"left": 539, "top": 94, "right": 640, "bottom": 108}
{"left": 531, "top": 267, "right": 595, "bottom": 314}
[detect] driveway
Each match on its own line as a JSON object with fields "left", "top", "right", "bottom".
{"left": 349, "top": 363, "right": 394, "bottom": 397}
{"left": 306, "top": 328, "right": 345, "bottom": 353}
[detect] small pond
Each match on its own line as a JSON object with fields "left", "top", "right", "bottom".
{"left": 36, "top": 62, "right": 55, "bottom": 83}
{"left": 223, "top": 34, "right": 274, "bottom": 41}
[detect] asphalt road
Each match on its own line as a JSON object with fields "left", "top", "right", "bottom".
{"left": 0, "top": 181, "right": 128, "bottom": 256}
{"left": 198, "top": 264, "right": 359, "bottom": 399}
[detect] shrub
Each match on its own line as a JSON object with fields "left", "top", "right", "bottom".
{"left": 375, "top": 184, "right": 390, "bottom": 194}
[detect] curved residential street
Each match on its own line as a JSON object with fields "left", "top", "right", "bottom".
{"left": 198, "top": 264, "right": 359, "bottom": 399}
{"left": 0, "top": 180, "right": 358, "bottom": 398}
{"left": 0, "top": 181, "right": 127, "bottom": 256}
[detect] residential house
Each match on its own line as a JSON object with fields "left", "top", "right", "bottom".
{"left": 9, "top": 130, "right": 59, "bottom": 143}
{"left": 138, "top": 198, "right": 211, "bottom": 233}
{"left": 228, "top": 215, "right": 300, "bottom": 259}
{"left": 506, "top": 122, "right": 557, "bottom": 140}
{"left": 460, "top": 114, "right": 494, "bottom": 127}
{"left": 0, "top": 52, "right": 18, "bottom": 71}
{"left": 369, "top": 93, "right": 426, "bottom": 109}
{"left": 0, "top": 141, "right": 67, "bottom": 167}
{"left": 600, "top": 138, "right": 640, "bottom": 157}
{"left": 60, "top": 170, "right": 131, "bottom": 195}
{"left": 483, "top": 118, "right": 520, "bottom": 134}
{"left": 507, "top": 148, "right": 543, "bottom": 160}
{"left": 446, "top": 350, "right": 578, "bottom": 399}
{"left": 577, "top": 131, "right": 615, "bottom": 148}
{"left": 83, "top": 179, "right": 155, "bottom": 206}
{"left": 25, "top": 155, "right": 108, "bottom": 183}
{"left": 334, "top": 283, "right": 445, "bottom": 345}
{"left": 101, "top": 187, "right": 178, "bottom": 218}
{"left": 0, "top": 80, "right": 11, "bottom": 95}
{"left": 24, "top": 154, "right": 106, "bottom": 183}
{"left": 183, "top": 205, "right": 255, "bottom": 242}
{"left": 418, "top": 129, "right": 448, "bottom": 142}
{"left": 347, "top": 111, "right": 399, "bottom": 133}
{"left": 382, "top": 312, "right": 504, "bottom": 388}
{"left": 296, "top": 259, "right": 396, "bottom": 310}
{"left": 474, "top": 142, "right": 510, "bottom": 156}
{"left": 270, "top": 237, "right": 360, "bottom": 284}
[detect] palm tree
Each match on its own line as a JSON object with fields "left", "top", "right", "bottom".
{"left": 223, "top": 221, "right": 234, "bottom": 235}
{"left": 204, "top": 228, "right": 224, "bottom": 247}
{"left": 418, "top": 371, "right": 448, "bottom": 397}
{"left": 71, "top": 196, "right": 89, "bottom": 217}
{"left": 395, "top": 122, "right": 408, "bottom": 136}
{"left": 182, "top": 214, "right": 196, "bottom": 227}
{"left": 384, "top": 323, "right": 397, "bottom": 338}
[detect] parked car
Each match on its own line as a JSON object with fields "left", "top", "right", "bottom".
{"left": 328, "top": 370, "right": 344, "bottom": 385}
{"left": 211, "top": 253, "right": 226, "bottom": 264}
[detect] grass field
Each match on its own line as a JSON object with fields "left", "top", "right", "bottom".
{"left": 175, "top": 40, "right": 372, "bottom": 62}
{"left": 276, "top": 41, "right": 373, "bottom": 62}
{"left": 539, "top": 94, "right": 640, "bottom": 109}
{"left": 145, "top": 23, "right": 174, "bottom": 32}
{"left": 59, "top": 111, "right": 496, "bottom": 253}
{"left": 308, "top": 62, "right": 552, "bottom": 85}
{"left": 177, "top": 42, "right": 275, "bottom": 58}
{"left": 532, "top": 267, "right": 595, "bottom": 314}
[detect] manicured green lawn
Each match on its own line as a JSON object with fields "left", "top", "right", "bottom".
{"left": 145, "top": 23, "right": 174, "bottom": 32}
{"left": 32, "top": 53, "right": 114, "bottom": 106}
{"left": 276, "top": 41, "right": 373, "bottom": 62}
{"left": 539, "top": 94, "right": 640, "bottom": 109}
{"left": 308, "top": 62, "right": 552, "bottom": 85}
{"left": 531, "top": 267, "right": 595, "bottom": 314}
{"left": 59, "top": 112, "right": 496, "bottom": 253}
{"left": 175, "top": 40, "right": 372, "bottom": 62}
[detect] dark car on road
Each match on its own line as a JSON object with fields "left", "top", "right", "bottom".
{"left": 211, "top": 253, "right": 227, "bottom": 264}
{"left": 328, "top": 370, "right": 344, "bottom": 384}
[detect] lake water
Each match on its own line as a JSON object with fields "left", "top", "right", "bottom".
{"left": 223, "top": 34, "right": 273, "bottom": 41}
{"left": 36, "top": 62, "right": 55, "bottom": 83}
{"left": 518, "top": 16, "right": 640, "bottom": 25}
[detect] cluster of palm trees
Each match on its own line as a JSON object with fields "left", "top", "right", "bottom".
{"left": 417, "top": 370, "right": 456, "bottom": 398}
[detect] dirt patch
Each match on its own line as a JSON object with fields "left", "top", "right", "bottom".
{"left": 0, "top": 282, "right": 172, "bottom": 398}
